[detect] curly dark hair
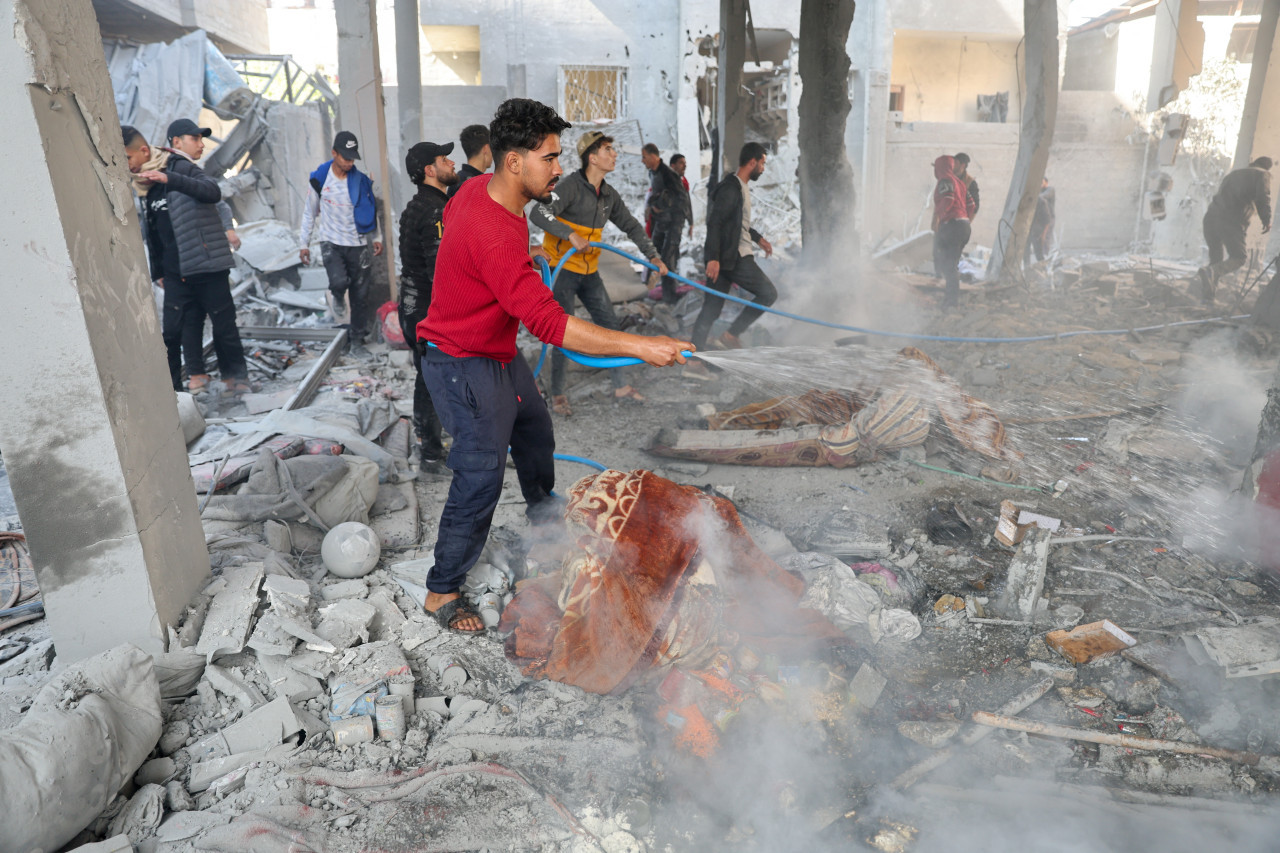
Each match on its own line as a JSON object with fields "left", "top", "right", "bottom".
{"left": 489, "top": 99, "right": 571, "bottom": 160}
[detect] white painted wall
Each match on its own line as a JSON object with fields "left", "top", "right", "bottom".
{"left": 891, "top": 35, "right": 1023, "bottom": 123}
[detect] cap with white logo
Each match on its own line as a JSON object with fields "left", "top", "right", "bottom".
{"left": 332, "top": 131, "right": 361, "bottom": 160}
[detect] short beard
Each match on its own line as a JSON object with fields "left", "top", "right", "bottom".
{"left": 440, "top": 173, "right": 460, "bottom": 187}
{"left": 526, "top": 175, "right": 557, "bottom": 205}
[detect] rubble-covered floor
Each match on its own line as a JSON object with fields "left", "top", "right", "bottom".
{"left": 4, "top": 253, "right": 1280, "bottom": 852}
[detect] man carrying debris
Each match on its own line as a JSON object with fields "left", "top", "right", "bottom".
{"left": 298, "top": 131, "right": 384, "bottom": 350}
{"left": 447, "top": 124, "right": 492, "bottom": 200}
{"left": 136, "top": 118, "right": 250, "bottom": 394}
{"left": 932, "top": 155, "right": 975, "bottom": 311}
{"left": 397, "top": 141, "right": 455, "bottom": 476}
{"left": 643, "top": 143, "right": 693, "bottom": 306}
{"left": 684, "top": 142, "right": 776, "bottom": 381}
{"left": 416, "top": 98, "right": 691, "bottom": 633}
{"left": 1196, "top": 157, "right": 1273, "bottom": 304}
{"left": 528, "top": 131, "right": 668, "bottom": 414}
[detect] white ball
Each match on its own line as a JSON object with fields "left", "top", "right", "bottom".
{"left": 321, "top": 522, "right": 381, "bottom": 578}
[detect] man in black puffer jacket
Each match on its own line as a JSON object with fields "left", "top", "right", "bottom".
{"left": 397, "top": 141, "right": 455, "bottom": 474}
{"left": 138, "top": 119, "right": 249, "bottom": 394}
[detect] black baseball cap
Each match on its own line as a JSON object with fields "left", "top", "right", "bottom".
{"left": 406, "top": 141, "right": 455, "bottom": 183}
{"left": 333, "top": 131, "right": 361, "bottom": 160}
{"left": 167, "top": 118, "right": 211, "bottom": 141}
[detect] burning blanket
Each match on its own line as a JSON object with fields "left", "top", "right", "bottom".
{"left": 652, "top": 347, "right": 1021, "bottom": 468}
{"left": 500, "top": 470, "right": 846, "bottom": 694}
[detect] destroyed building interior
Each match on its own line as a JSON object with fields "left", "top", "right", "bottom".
{"left": 7, "top": 0, "right": 1280, "bottom": 850}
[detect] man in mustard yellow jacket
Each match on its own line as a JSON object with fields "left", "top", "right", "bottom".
{"left": 529, "top": 131, "right": 668, "bottom": 416}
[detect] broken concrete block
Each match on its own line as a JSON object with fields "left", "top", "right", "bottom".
{"left": 321, "top": 578, "right": 369, "bottom": 600}
{"left": 264, "top": 574, "right": 310, "bottom": 609}
{"left": 187, "top": 750, "right": 266, "bottom": 793}
{"left": 898, "top": 720, "right": 961, "bottom": 748}
{"left": 366, "top": 587, "right": 408, "bottom": 638}
{"left": 159, "top": 720, "right": 191, "bottom": 756}
{"left": 1046, "top": 619, "right": 1137, "bottom": 664}
{"left": 257, "top": 653, "right": 323, "bottom": 701}
{"left": 314, "top": 598, "right": 378, "bottom": 650}
{"left": 195, "top": 563, "right": 265, "bottom": 659}
{"left": 135, "top": 756, "right": 177, "bottom": 786}
{"left": 848, "top": 663, "right": 887, "bottom": 710}
{"left": 995, "top": 500, "right": 1063, "bottom": 547}
{"left": 1193, "top": 624, "right": 1280, "bottom": 677}
{"left": 164, "top": 780, "right": 195, "bottom": 812}
{"left": 204, "top": 664, "right": 266, "bottom": 709}
{"left": 221, "top": 695, "right": 305, "bottom": 753}
{"left": 997, "top": 527, "right": 1051, "bottom": 620}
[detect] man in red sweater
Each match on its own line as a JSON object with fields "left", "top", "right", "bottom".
{"left": 417, "top": 98, "right": 693, "bottom": 633}
{"left": 932, "top": 155, "right": 975, "bottom": 310}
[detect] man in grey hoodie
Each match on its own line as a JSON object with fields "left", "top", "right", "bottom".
{"left": 528, "top": 131, "right": 668, "bottom": 415}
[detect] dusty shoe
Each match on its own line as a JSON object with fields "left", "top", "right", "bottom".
{"left": 714, "top": 332, "right": 743, "bottom": 350}
{"left": 682, "top": 360, "right": 715, "bottom": 382}
{"left": 224, "top": 377, "right": 252, "bottom": 396}
{"left": 187, "top": 373, "right": 212, "bottom": 393}
{"left": 551, "top": 395, "right": 572, "bottom": 416}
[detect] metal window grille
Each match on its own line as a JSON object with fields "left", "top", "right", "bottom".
{"left": 559, "top": 65, "right": 629, "bottom": 122}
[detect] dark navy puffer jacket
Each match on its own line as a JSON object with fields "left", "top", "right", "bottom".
{"left": 166, "top": 155, "right": 234, "bottom": 276}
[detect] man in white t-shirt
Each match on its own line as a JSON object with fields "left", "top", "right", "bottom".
{"left": 299, "top": 131, "right": 384, "bottom": 347}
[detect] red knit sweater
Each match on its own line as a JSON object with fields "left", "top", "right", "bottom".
{"left": 417, "top": 175, "right": 568, "bottom": 361}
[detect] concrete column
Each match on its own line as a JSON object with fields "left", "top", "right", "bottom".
{"left": 0, "top": 0, "right": 210, "bottom": 661}
{"left": 847, "top": 0, "right": 892, "bottom": 237}
{"left": 336, "top": 0, "right": 398, "bottom": 296}
{"left": 394, "top": 0, "right": 422, "bottom": 221}
{"left": 717, "top": 0, "right": 747, "bottom": 180}
{"left": 987, "top": 0, "right": 1059, "bottom": 283}
{"left": 1235, "top": 0, "right": 1280, "bottom": 168}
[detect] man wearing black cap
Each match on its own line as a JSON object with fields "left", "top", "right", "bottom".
{"left": 138, "top": 118, "right": 250, "bottom": 393}
{"left": 398, "top": 141, "right": 456, "bottom": 475}
{"left": 298, "top": 131, "right": 384, "bottom": 349}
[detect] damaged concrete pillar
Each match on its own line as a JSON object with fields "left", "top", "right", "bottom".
{"left": 848, "top": 0, "right": 892, "bottom": 236}
{"left": 986, "top": 0, "right": 1059, "bottom": 283}
{"left": 393, "top": 0, "right": 422, "bottom": 220}
{"left": 1235, "top": 0, "right": 1280, "bottom": 168}
{"left": 798, "top": 0, "right": 858, "bottom": 267}
{"left": 336, "top": 0, "right": 398, "bottom": 297}
{"left": 0, "top": 0, "right": 210, "bottom": 660}
{"left": 717, "top": 0, "right": 747, "bottom": 181}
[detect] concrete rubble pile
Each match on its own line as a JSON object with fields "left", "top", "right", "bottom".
{"left": 6, "top": 178, "right": 1280, "bottom": 850}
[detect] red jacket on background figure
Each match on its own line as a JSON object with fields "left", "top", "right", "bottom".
{"left": 933, "top": 155, "right": 974, "bottom": 225}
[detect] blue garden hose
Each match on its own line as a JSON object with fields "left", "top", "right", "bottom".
{"left": 549, "top": 242, "right": 1249, "bottom": 345}
{"left": 532, "top": 255, "right": 694, "bottom": 371}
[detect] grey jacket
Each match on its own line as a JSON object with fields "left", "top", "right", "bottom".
{"left": 166, "top": 155, "right": 235, "bottom": 276}
{"left": 529, "top": 169, "right": 659, "bottom": 260}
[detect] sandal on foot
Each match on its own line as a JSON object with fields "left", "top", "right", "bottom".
{"left": 187, "top": 374, "right": 212, "bottom": 393}
{"left": 427, "top": 597, "right": 486, "bottom": 635}
{"left": 551, "top": 395, "right": 572, "bottom": 416}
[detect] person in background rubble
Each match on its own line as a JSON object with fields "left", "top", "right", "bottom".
{"left": 671, "top": 153, "right": 693, "bottom": 231}
{"left": 416, "top": 98, "right": 691, "bottom": 633}
{"left": 683, "top": 142, "right": 776, "bottom": 381}
{"left": 398, "top": 141, "right": 454, "bottom": 477}
{"left": 643, "top": 143, "right": 693, "bottom": 306}
{"left": 932, "top": 152, "right": 979, "bottom": 278}
{"left": 1026, "top": 176, "right": 1056, "bottom": 265}
{"left": 1196, "top": 156, "right": 1273, "bottom": 305}
{"left": 126, "top": 125, "right": 185, "bottom": 391}
{"left": 932, "top": 154, "right": 975, "bottom": 311}
{"left": 298, "top": 131, "right": 384, "bottom": 352}
{"left": 528, "top": 130, "right": 668, "bottom": 415}
{"left": 447, "top": 124, "right": 492, "bottom": 200}
{"left": 136, "top": 119, "right": 250, "bottom": 394}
